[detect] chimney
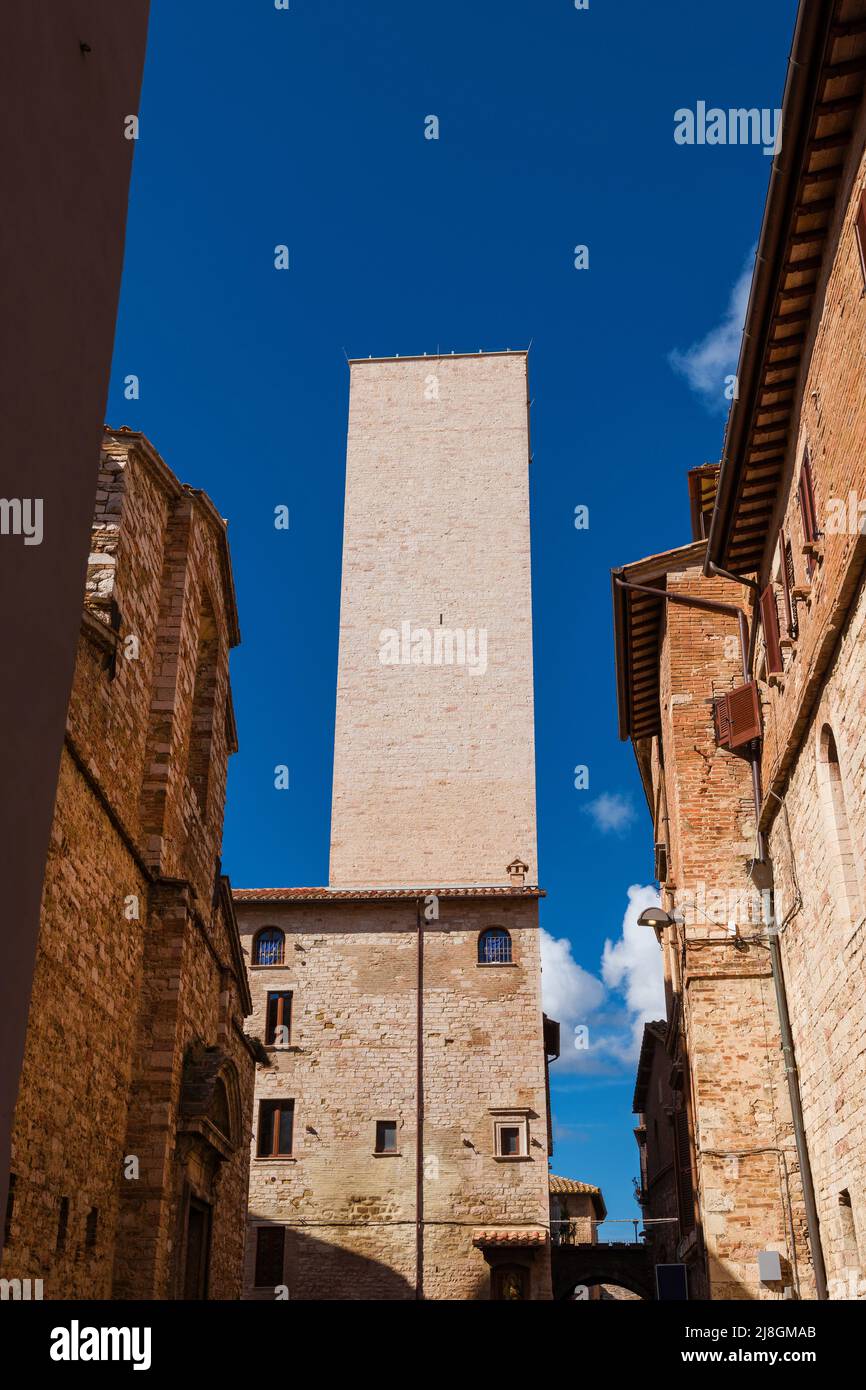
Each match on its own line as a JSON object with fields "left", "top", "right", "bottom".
{"left": 507, "top": 857, "right": 529, "bottom": 887}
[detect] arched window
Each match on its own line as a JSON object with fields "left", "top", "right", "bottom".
{"left": 478, "top": 928, "right": 512, "bottom": 965}
{"left": 254, "top": 927, "right": 285, "bottom": 967}
{"left": 818, "top": 725, "right": 862, "bottom": 921}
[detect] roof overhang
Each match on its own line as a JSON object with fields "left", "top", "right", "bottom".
{"left": 611, "top": 541, "right": 708, "bottom": 742}
{"left": 472, "top": 1227, "right": 548, "bottom": 1249}
{"left": 233, "top": 885, "right": 545, "bottom": 903}
{"left": 707, "top": 0, "right": 866, "bottom": 576}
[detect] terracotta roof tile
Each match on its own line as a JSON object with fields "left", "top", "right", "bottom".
{"left": 472, "top": 1227, "right": 548, "bottom": 1248}
{"left": 548, "top": 1175, "right": 602, "bottom": 1197}
{"left": 233, "top": 886, "right": 545, "bottom": 903}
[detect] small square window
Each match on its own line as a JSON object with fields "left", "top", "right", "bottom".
{"left": 500, "top": 1126, "right": 521, "bottom": 1156}
{"left": 375, "top": 1121, "right": 398, "bottom": 1154}
{"left": 493, "top": 1114, "right": 529, "bottom": 1159}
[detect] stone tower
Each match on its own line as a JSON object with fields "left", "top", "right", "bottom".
{"left": 236, "top": 353, "right": 553, "bottom": 1301}
{"left": 329, "top": 351, "right": 537, "bottom": 888}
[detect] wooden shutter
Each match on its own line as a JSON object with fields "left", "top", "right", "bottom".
{"left": 856, "top": 189, "right": 866, "bottom": 286}
{"left": 798, "top": 451, "right": 819, "bottom": 576}
{"left": 673, "top": 1108, "right": 695, "bottom": 1235}
{"left": 760, "top": 585, "right": 783, "bottom": 675}
{"left": 779, "top": 528, "right": 798, "bottom": 640}
{"left": 713, "top": 695, "right": 732, "bottom": 748}
{"left": 713, "top": 682, "right": 761, "bottom": 750}
{"left": 254, "top": 1226, "right": 285, "bottom": 1288}
{"left": 727, "top": 681, "right": 762, "bottom": 746}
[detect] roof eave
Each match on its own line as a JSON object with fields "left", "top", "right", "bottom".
{"left": 706, "top": 0, "right": 840, "bottom": 577}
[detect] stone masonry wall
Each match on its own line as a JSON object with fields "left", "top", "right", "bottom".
{"left": 329, "top": 353, "right": 537, "bottom": 888}
{"left": 652, "top": 558, "right": 814, "bottom": 1299}
{"left": 236, "top": 893, "right": 552, "bottom": 1301}
{"left": 766, "top": 564, "right": 866, "bottom": 1299}
{"left": 1, "top": 431, "right": 253, "bottom": 1301}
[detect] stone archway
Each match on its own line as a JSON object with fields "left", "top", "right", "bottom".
{"left": 551, "top": 1243, "right": 655, "bottom": 1301}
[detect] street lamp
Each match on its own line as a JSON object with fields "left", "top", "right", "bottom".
{"left": 637, "top": 907, "right": 676, "bottom": 929}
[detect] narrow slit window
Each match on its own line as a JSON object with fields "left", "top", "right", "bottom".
{"left": 85, "top": 1206, "right": 98, "bottom": 1251}
{"left": 56, "top": 1196, "right": 69, "bottom": 1253}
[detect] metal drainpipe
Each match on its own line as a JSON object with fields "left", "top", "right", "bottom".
{"left": 706, "top": 561, "right": 762, "bottom": 674}
{"left": 766, "top": 921, "right": 828, "bottom": 1300}
{"left": 415, "top": 897, "right": 424, "bottom": 1300}
{"left": 616, "top": 574, "right": 829, "bottom": 1296}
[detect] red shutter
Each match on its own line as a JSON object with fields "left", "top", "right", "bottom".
{"left": 266, "top": 993, "right": 279, "bottom": 1046}
{"left": 760, "top": 585, "right": 783, "bottom": 675}
{"left": 713, "top": 696, "right": 732, "bottom": 748}
{"left": 727, "top": 681, "right": 762, "bottom": 746}
{"left": 779, "top": 528, "right": 798, "bottom": 640}
{"left": 713, "top": 682, "right": 762, "bottom": 750}
{"left": 798, "top": 452, "right": 819, "bottom": 577}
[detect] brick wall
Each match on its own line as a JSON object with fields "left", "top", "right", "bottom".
{"left": 633, "top": 554, "right": 814, "bottom": 1299}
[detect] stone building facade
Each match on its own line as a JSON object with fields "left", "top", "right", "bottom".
{"left": 1, "top": 428, "right": 257, "bottom": 1299}
{"left": 613, "top": 0, "right": 866, "bottom": 1300}
{"left": 633, "top": 1022, "right": 680, "bottom": 1277}
{"left": 236, "top": 352, "right": 555, "bottom": 1300}
{"left": 613, "top": 539, "right": 814, "bottom": 1300}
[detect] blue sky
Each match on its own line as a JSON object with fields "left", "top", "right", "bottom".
{"left": 107, "top": 0, "right": 797, "bottom": 1235}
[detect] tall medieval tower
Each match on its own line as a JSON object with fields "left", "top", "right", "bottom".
{"left": 235, "top": 352, "right": 554, "bottom": 1301}
{"left": 330, "top": 351, "right": 537, "bottom": 888}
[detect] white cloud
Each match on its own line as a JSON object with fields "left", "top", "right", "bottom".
{"left": 668, "top": 247, "right": 755, "bottom": 412}
{"left": 601, "top": 883, "right": 667, "bottom": 1061}
{"left": 540, "top": 929, "right": 606, "bottom": 1024}
{"left": 542, "top": 885, "right": 666, "bottom": 1074}
{"left": 582, "top": 792, "right": 635, "bottom": 835}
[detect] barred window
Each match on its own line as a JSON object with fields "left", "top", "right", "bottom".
{"left": 478, "top": 928, "right": 512, "bottom": 965}
{"left": 254, "top": 927, "right": 285, "bottom": 967}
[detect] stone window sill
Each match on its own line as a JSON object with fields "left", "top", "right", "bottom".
{"left": 372, "top": 1151, "right": 403, "bottom": 1158}
{"left": 254, "top": 1155, "right": 296, "bottom": 1163}
{"left": 493, "top": 1155, "right": 531, "bottom": 1163}
{"left": 476, "top": 962, "right": 517, "bottom": 969}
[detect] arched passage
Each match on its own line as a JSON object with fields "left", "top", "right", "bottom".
{"left": 551, "top": 1244, "right": 655, "bottom": 1301}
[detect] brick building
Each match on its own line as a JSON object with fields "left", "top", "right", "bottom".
{"left": 633, "top": 1021, "right": 680, "bottom": 1276}
{"left": 236, "top": 352, "right": 555, "bottom": 1300}
{"left": 1, "top": 429, "right": 258, "bottom": 1299}
{"left": 613, "top": 0, "right": 866, "bottom": 1300}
